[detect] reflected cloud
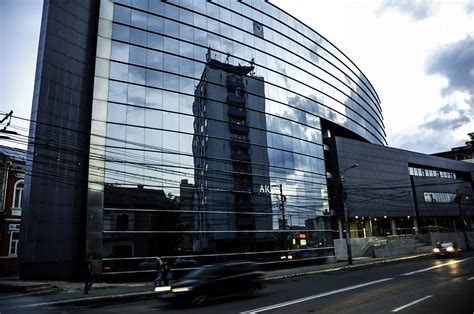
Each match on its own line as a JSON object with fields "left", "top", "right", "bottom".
{"left": 377, "top": 0, "right": 437, "bottom": 21}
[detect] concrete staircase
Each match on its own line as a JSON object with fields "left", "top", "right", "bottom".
{"left": 372, "top": 235, "right": 432, "bottom": 257}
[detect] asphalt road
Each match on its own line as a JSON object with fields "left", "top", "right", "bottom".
{"left": 44, "top": 252, "right": 474, "bottom": 313}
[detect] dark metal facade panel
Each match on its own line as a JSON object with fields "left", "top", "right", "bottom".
{"left": 329, "top": 137, "right": 474, "bottom": 218}
{"left": 19, "top": 0, "right": 100, "bottom": 280}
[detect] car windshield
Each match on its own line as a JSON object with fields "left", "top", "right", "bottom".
{"left": 440, "top": 243, "right": 453, "bottom": 248}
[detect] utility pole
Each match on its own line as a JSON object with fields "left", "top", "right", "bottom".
{"left": 456, "top": 192, "right": 471, "bottom": 250}
{"left": 0, "top": 111, "right": 18, "bottom": 140}
{"left": 279, "top": 184, "right": 288, "bottom": 250}
{"left": 341, "top": 164, "right": 359, "bottom": 265}
{"left": 279, "top": 184, "right": 287, "bottom": 230}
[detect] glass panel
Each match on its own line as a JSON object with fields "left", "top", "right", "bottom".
{"left": 128, "top": 84, "right": 145, "bottom": 105}
{"left": 112, "top": 24, "right": 130, "bottom": 42}
{"left": 131, "top": 9, "right": 147, "bottom": 29}
{"left": 114, "top": 5, "right": 131, "bottom": 24}
{"left": 130, "top": 28, "right": 147, "bottom": 46}
{"left": 111, "top": 42, "right": 129, "bottom": 63}
{"left": 129, "top": 45, "right": 146, "bottom": 66}
{"left": 109, "top": 81, "right": 128, "bottom": 103}
{"left": 128, "top": 66, "right": 146, "bottom": 85}
{"left": 110, "top": 62, "right": 128, "bottom": 81}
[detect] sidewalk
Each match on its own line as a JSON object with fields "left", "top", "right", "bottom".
{"left": 0, "top": 253, "right": 431, "bottom": 310}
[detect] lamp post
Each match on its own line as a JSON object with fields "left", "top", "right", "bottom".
{"left": 340, "top": 163, "right": 359, "bottom": 265}
{"left": 455, "top": 186, "right": 471, "bottom": 250}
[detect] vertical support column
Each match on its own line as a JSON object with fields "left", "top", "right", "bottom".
{"left": 413, "top": 218, "right": 419, "bottom": 234}
{"left": 86, "top": 0, "right": 114, "bottom": 274}
{"left": 390, "top": 219, "right": 397, "bottom": 236}
{"left": 338, "top": 219, "right": 343, "bottom": 239}
{"left": 365, "top": 220, "right": 372, "bottom": 238}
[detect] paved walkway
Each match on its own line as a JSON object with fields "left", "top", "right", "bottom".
{"left": 0, "top": 254, "right": 431, "bottom": 310}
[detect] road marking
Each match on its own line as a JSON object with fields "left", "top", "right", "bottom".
{"left": 240, "top": 277, "right": 394, "bottom": 314}
{"left": 468, "top": 277, "right": 474, "bottom": 281}
{"left": 391, "top": 295, "right": 433, "bottom": 312}
{"left": 402, "top": 257, "right": 472, "bottom": 276}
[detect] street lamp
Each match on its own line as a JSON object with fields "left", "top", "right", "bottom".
{"left": 455, "top": 186, "right": 471, "bottom": 250}
{"left": 340, "top": 163, "right": 359, "bottom": 265}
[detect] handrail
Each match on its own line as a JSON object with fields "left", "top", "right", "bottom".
{"left": 360, "top": 237, "right": 372, "bottom": 251}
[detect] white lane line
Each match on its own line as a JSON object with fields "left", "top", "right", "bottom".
{"left": 468, "top": 277, "right": 474, "bottom": 281}
{"left": 402, "top": 257, "right": 472, "bottom": 276}
{"left": 240, "top": 277, "right": 394, "bottom": 314}
{"left": 391, "top": 295, "right": 433, "bottom": 312}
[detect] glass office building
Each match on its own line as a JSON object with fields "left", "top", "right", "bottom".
{"left": 86, "top": 0, "right": 385, "bottom": 274}
{"left": 21, "top": 0, "right": 385, "bottom": 278}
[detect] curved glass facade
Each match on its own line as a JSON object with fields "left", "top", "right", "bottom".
{"left": 87, "top": 0, "right": 385, "bottom": 273}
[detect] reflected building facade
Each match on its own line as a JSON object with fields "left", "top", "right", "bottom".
{"left": 192, "top": 54, "right": 273, "bottom": 254}
{"left": 21, "top": 0, "right": 387, "bottom": 279}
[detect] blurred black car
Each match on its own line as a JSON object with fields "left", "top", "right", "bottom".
{"left": 433, "top": 242, "right": 462, "bottom": 258}
{"left": 156, "top": 261, "right": 266, "bottom": 306}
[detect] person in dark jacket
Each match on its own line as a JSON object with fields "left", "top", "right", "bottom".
{"left": 154, "top": 257, "right": 163, "bottom": 286}
{"left": 83, "top": 255, "right": 94, "bottom": 294}
{"left": 161, "top": 260, "right": 170, "bottom": 286}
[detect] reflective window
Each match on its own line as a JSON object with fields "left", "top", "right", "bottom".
{"left": 112, "top": 24, "right": 130, "bottom": 42}
{"left": 130, "top": 28, "right": 147, "bottom": 46}
{"left": 114, "top": 5, "right": 131, "bottom": 25}
{"left": 111, "top": 42, "right": 129, "bottom": 63}
{"left": 109, "top": 81, "right": 128, "bottom": 103}
{"left": 129, "top": 45, "right": 146, "bottom": 66}
{"left": 110, "top": 62, "right": 128, "bottom": 81}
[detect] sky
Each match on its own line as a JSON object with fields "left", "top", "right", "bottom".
{"left": 0, "top": 0, "right": 473, "bottom": 154}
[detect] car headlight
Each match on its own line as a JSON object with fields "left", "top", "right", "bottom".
{"left": 447, "top": 246, "right": 454, "bottom": 252}
{"left": 433, "top": 248, "right": 440, "bottom": 253}
{"left": 171, "top": 287, "right": 192, "bottom": 293}
{"left": 154, "top": 286, "right": 171, "bottom": 292}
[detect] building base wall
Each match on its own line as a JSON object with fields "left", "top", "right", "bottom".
{"left": 19, "top": 261, "right": 83, "bottom": 281}
{"left": 334, "top": 232, "right": 474, "bottom": 261}
{"left": 0, "top": 257, "right": 18, "bottom": 276}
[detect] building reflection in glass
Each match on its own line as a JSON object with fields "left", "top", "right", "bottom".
{"left": 192, "top": 50, "right": 273, "bottom": 255}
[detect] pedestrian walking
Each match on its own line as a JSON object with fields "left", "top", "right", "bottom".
{"left": 162, "top": 260, "right": 171, "bottom": 286}
{"left": 83, "top": 254, "right": 94, "bottom": 294}
{"left": 154, "top": 257, "right": 163, "bottom": 286}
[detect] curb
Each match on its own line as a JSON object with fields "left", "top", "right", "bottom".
{"left": 266, "top": 253, "right": 432, "bottom": 280}
{"left": 14, "top": 291, "right": 158, "bottom": 309}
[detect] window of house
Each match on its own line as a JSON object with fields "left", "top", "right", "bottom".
{"left": 9, "top": 230, "right": 19, "bottom": 257}
{"left": 12, "top": 180, "right": 24, "bottom": 216}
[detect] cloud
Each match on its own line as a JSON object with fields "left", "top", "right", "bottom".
{"left": 389, "top": 102, "right": 473, "bottom": 153}
{"left": 394, "top": 35, "right": 474, "bottom": 153}
{"left": 422, "top": 103, "right": 471, "bottom": 130}
{"left": 422, "top": 115, "right": 470, "bottom": 131}
{"left": 425, "top": 35, "right": 474, "bottom": 102}
{"left": 377, "top": 0, "right": 436, "bottom": 21}
{"left": 467, "top": 2, "right": 474, "bottom": 14}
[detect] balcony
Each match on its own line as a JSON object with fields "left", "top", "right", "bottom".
{"left": 230, "top": 139, "right": 250, "bottom": 149}
{"left": 227, "top": 95, "right": 246, "bottom": 107}
{"left": 226, "top": 76, "right": 245, "bottom": 88}
{"left": 233, "top": 162, "right": 251, "bottom": 173}
{"left": 229, "top": 123, "right": 249, "bottom": 133}
{"left": 231, "top": 152, "right": 251, "bottom": 162}
{"left": 228, "top": 107, "right": 247, "bottom": 118}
